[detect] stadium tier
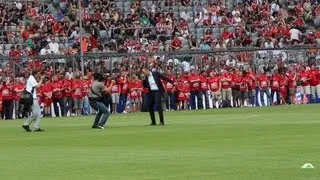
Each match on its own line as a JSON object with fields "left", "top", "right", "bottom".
{"left": 0, "top": 0, "right": 320, "bottom": 120}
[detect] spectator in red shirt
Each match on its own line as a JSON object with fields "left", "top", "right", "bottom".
{"left": 208, "top": 70, "right": 221, "bottom": 108}
{"left": 220, "top": 69, "right": 232, "bottom": 107}
{"left": 118, "top": 72, "right": 129, "bottom": 113}
{"left": 221, "top": 28, "right": 232, "bottom": 45}
{"left": 63, "top": 75, "right": 73, "bottom": 116}
{"left": 309, "top": 65, "right": 320, "bottom": 102}
{"left": 12, "top": 77, "right": 25, "bottom": 119}
{"left": 288, "top": 69, "right": 298, "bottom": 104}
{"left": 270, "top": 70, "right": 281, "bottom": 105}
{"left": 188, "top": 69, "right": 203, "bottom": 110}
{"left": 239, "top": 71, "right": 248, "bottom": 107}
{"left": 299, "top": 66, "right": 311, "bottom": 103}
{"left": 72, "top": 74, "right": 84, "bottom": 116}
{"left": 246, "top": 68, "right": 256, "bottom": 107}
{"left": 170, "top": 36, "right": 182, "bottom": 51}
{"left": 41, "top": 78, "right": 53, "bottom": 117}
{"left": 279, "top": 73, "right": 289, "bottom": 105}
{"left": 176, "top": 73, "right": 189, "bottom": 110}
{"left": 52, "top": 75, "right": 64, "bottom": 117}
{"left": 257, "top": 70, "right": 271, "bottom": 106}
{"left": 129, "top": 74, "right": 142, "bottom": 113}
{"left": 163, "top": 70, "right": 176, "bottom": 111}
{"left": 1, "top": 80, "right": 14, "bottom": 119}
{"left": 111, "top": 76, "right": 120, "bottom": 114}
{"left": 200, "top": 70, "right": 210, "bottom": 109}
{"left": 81, "top": 76, "right": 92, "bottom": 115}
{"left": 231, "top": 69, "right": 242, "bottom": 107}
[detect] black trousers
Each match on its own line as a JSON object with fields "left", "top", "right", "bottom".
{"left": 53, "top": 98, "right": 64, "bottom": 117}
{"left": 148, "top": 91, "right": 164, "bottom": 124}
{"left": 190, "top": 91, "right": 203, "bottom": 109}
{"left": 2, "top": 99, "right": 13, "bottom": 119}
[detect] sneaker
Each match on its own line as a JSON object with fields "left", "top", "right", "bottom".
{"left": 22, "top": 125, "right": 31, "bottom": 132}
{"left": 98, "top": 126, "right": 105, "bottom": 129}
{"left": 33, "top": 128, "right": 45, "bottom": 132}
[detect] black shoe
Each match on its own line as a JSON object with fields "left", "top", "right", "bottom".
{"left": 33, "top": 128, "right": 45, "bottom": 132}
{"left": 159, "top": 122, "right": 165, "bottom": 126}
{"left": 148, "top": 123, "right": 156, "bottom": 126}
{"left": 22, "top": 125, "right": 31, "bottom": 132}
{"left": 92, "top": 126, "right": 98, "bottom": 129}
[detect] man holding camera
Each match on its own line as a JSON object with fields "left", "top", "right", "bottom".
{"left": 22, "top": 70, "right": 45, "bottom": 132}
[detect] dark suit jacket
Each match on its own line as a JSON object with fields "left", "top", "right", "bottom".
{"left": 143, "top": 71, "right": 174, "bottom": 93}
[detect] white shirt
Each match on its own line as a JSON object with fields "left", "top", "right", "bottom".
{"left": 180, "top": 11, "right": 190, "bottom": 21}
{"left": 66, "top": 72, "right": 73, "bottom": 80}
{"left": 40, "top": 48, "right": 52, "bottom": 55}
{"left": 271, "top": 3, "right": 280, "bottom": 14}
{"left": 49, "top": 42, "right": 60, "bottom": 54}
{"left": 26, "top": 75, "right": 38, "bottom": 98}
{"left": 290, "top": 28, "right": 302, "bottom": 41}
{"left": 148, "top": 72, "right": 159, "bottom": 91}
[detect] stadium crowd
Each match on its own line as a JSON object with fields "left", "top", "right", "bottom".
{"left": 1, "top": 0, "right": 320, "bottom": 119}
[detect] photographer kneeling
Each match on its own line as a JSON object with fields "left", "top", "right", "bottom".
{"left": 89, "top": 73, "right": 113, "bottom": 129}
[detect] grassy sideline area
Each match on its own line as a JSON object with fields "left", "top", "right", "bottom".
{"left": 0, "top": 105, "right": 319, "bottom": 180}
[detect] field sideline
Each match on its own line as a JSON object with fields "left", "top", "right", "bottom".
{"left": 0, "top": 105, "right": 319, "bottom": 180}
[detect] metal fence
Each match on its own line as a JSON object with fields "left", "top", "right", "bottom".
{"left": 1, "top": 46, "right": 320, "bottom": 80}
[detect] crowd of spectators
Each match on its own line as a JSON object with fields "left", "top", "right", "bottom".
{"left": 0, "top": 0, "right": 320, "bottom": 119}
{"left": 1, "top": 0, "right": 320, "bottom": 58}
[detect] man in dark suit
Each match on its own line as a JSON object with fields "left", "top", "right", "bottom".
{"left": 142, "top": 67, "right": 174, "bottom": 126}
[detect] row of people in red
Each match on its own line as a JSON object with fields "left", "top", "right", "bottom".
{"left": 1, "top": 66, "right": 319, "bottom": 119}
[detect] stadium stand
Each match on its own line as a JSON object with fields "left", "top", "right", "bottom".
{"left": 0, "top": 0, "right": 320, "bottom": 119}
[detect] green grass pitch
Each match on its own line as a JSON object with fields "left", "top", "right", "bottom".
{"left": 0, "top": 105, "right": 319, "bottom": 180}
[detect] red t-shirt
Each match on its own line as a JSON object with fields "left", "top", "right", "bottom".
{"left": 300, "top": 71, "right": 311, "bottom": 86}
{"left": 232, "top": 73, "right": 242, "bottom": 88}
{"left": 258, "top": 75, "right": 269, "bottom": 89}
{"left": 200, "top": 75, "right": 208, "bottom": 91}
{"left": 288, "top": 73, "right": 297, "bottom": 88}
{"left": 221, "top": 31, "right": 231, "bottom": 40}
{"left": 271, "top": 75, "right": 280, "bottom": 90}
{"left": 82, "top": 80, "right": 91, "bottom": 97}
{"left": 188, "top": 74, "right": 201, "bottom": 92}
{"left": 41, "top": 83, "right": 53, "bottom": 99}
{"left": 246, "top": 73, "right": 256, "bottom": 90}
{"left": 63, "top": 80, "right": 72, "bottom": 97}
{"left": 171, "top": 38, "right": 182, "bottom": 49}
{"left": 165, "top": 75, "right": 175, "bottom": 93}
{"left": 52, "top": 80, "right": 63, "bottom": 99}
{"left": 280, "top": 75, "right": 288, "bottom": 93}
{"left": 221, "top": 73, "right": 232, "bottom": 89}
{"left": 1, "top": 83, "right": 13, "bottom": 100}
{"left": 309, "top": 70, "right": 320, "bottom": 86}
{"left": 129, "top": 80, "right": 140, "bottom": 99}
{"left": 111, "top": 84, "right": 120, "bottom": 93}
{"left": 208, "top": 76, "right": 220, "bottom": 92}
{"left": 12, "top": 83, "right": 25, "bottom": 100}
{"left": 72, "top": 80, "right": 83, "bottom": 99}
{"left": 239, "top": 77, "right": 248, "bottom": 92}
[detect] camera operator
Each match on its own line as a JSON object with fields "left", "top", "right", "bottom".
{"left": 89, "top": 73, "right": 113, "bottom": 129}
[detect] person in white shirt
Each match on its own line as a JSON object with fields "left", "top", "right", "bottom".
{"left": 49, "top": 38, "right": 60, "bottom": 54}
{"left": 22, "top": 70, "right": 45, "bottom": 132}
{"left": 264, "top": 38, "right": 275, "bottom": 48}
{"left": 289, "top": 28, "right": 302, "bottom": 44}
{"left": 180, "top": 10, "right": 190, "bottom": 21}
{"left": 40, "top": 44, "right": 52, "bottom": 55}
{"left": 270, "top": 1, "right": 280, "bottom": 14}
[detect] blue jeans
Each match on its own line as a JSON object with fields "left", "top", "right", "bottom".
{"left": 260, "top": 89, "right": 271, "bottom": 106}
{"left": 90, "top": 101, "right": 110, "bottom": 127}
